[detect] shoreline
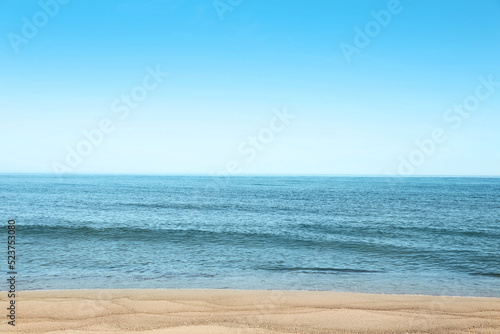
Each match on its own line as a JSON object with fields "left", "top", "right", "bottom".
{"left": 7, "top": 287, "right": 500, "bottom": 299}
{"left": 2, "top": 289, "right": 500, "bottom": 333}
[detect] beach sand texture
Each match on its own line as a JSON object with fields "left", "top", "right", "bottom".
{"left": 1, "top": 289, "right": 500, "bottom": 333}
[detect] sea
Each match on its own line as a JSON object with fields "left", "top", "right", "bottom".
{"left": 1, "top": 174, "right": 499, "bottom": 297}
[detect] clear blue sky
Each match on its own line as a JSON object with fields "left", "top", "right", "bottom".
{"left": 1, "top": 0, "right": 499, "bottom": 175}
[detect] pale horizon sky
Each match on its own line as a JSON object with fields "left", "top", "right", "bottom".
{"left": 1, "top": 0, "right": 499, "bottom": 176}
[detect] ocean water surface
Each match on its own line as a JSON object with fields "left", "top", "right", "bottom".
{"left": 1, "top": 175, "right": 499, "bottom": 297}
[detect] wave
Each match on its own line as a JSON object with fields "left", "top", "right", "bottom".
{"left": 469, "top": 272, "right": 500, "bottom": 278}
{"left": 259, "top": 267, "right": 385, "bottom": 274}
{"left": 17, "top": 224, "right": 500, "bottom": 273}
{"left": 298, "top": 222, "right": 500, "bottom": 240}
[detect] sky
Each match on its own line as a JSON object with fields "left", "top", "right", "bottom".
{"left": 0, "top": 0, "right": 499, "bottom": 175}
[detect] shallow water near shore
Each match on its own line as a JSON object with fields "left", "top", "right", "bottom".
{"left": 1, "top": 175, "right": 499, "bottom": 297}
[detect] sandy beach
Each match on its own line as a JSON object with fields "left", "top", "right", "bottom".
{"left": 1, "top": 289, "right": 499, "bottom": 333}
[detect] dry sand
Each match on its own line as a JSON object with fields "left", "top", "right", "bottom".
{"left": 1, "top": 289, "right": 499, "bottom": 333}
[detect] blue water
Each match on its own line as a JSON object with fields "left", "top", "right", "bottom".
{"left": 1, "top": 175, "right": 499, "bottom": 297}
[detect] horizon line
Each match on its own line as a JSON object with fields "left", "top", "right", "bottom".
{"left": 0, "top": 173, "right": 499, "bottom": 178}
